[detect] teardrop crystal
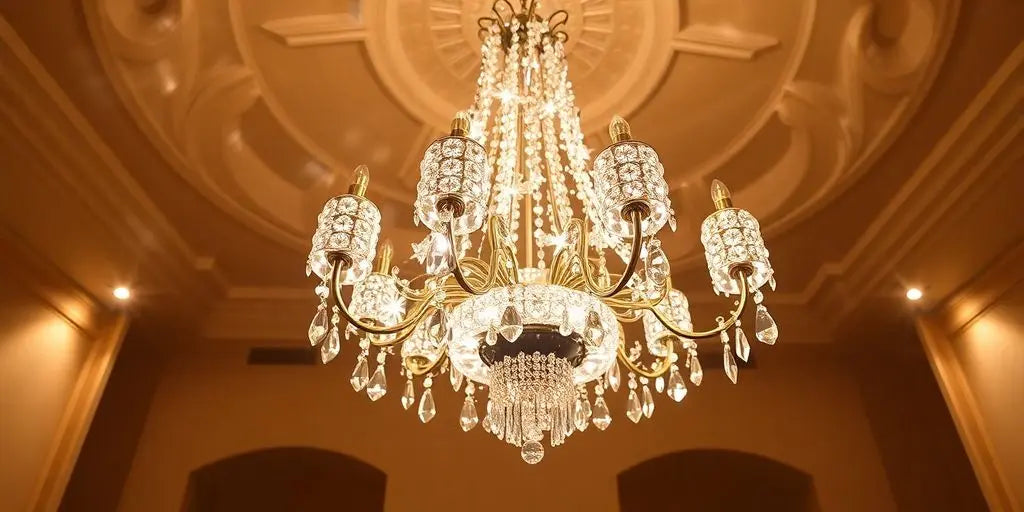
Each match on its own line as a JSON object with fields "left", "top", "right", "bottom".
{"left": 418, "top": 388, "right": 436, "bottom": 423}
{"left": 723, "top": 345, "right": 739, "bottom": 384}
{"left": 427, "top": 308, "right": 448, "bottom": 342}
{"left": 366, "top": 364, "right": 387, "bottom": 401}
{"left": 668, "top": 213, "right": 677, "bottom": 232}
{"left": 690, "top": 354, "right": 704, "bottom": 386}
{"left": 498, "top": 304, "right": 524, "bottom": 341}
{"left": 641, "top": 386, "right": 655, "bottom": 418}
{"left": 667, "top": 368, "right": 688, "bottom": 402}
{"left": 734, "top": 327, "right": 751, "bottom": 362}
{"left": 425, "top": 233, "right": 453, "bottom": 276}
{"left": 485, "top": 327, "right": 498, "bottom": 346}
{"left": 626, "top": 390, "right": 643, "bottom": 423}
{"left": 521, "top": 440, "right": 544, "bottom": 464}
{"left": 459, "top": 395, "right": 479, "bottom": 432}
{"left": 308, "top": 306, "right": 329, "bottom": 346}
{"left": 606, "top": 361, "right": 621, "bottom": 392}
{"left": 592, "top": 396, "right": 612, "bottom": 430}
{"left": 450, "top": 367, "right": 464, "bottom": 391}
{"left": 574, "top": 397, "right": 589, "bottom": 432}
{"left": 401, "top": 379, "right": 415, "bottom": 410}
{"left": 755, "top": 305, "right": 779, "bottom": 345}
{"left": 558, "top": 308, "right": 573, "bottom": 336}
{"left": 644, "top": 244, "right": 670, "bottom": 285}
{"left": 350, "top": 357, "right": 369, "bottom": 391}
{"left": 655, "top": 376, "right": 665, "bottom": 393}
{"left": 584, "top": 310, "right": 604, "bottom": 347}
{"left": 320, "top": 327, "right": 341, "bottom": 364}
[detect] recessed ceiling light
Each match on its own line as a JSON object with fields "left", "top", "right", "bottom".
{"left": 905, "top": 287, "right": 923, "bottom": 301}
{"left": 113, "top": 286, "right": 131, "bottom": 301}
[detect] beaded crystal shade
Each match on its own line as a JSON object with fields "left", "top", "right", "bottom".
{"left": 305, "top": 0, "right": 780, "bottom": 464}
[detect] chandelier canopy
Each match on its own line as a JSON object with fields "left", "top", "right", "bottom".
{"left": 306, "top": 0, "right": 779, "bottom": 464}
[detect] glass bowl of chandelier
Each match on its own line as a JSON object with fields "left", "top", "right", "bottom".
{"left": 305, "top": 5, "right": 779, "bottom": 465}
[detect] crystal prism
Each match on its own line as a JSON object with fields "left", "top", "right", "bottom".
{"left": 498, "top": 304, "right": 523, "bottom": 341}
{"left": 667, "top": 368, "right": 687, "bottom": 402}
{"left": 350, "top": 357, "right": 369, "bottom": 391}
{"left": 584, "top": 311, "right": 604, "bottom": 347}
{"left": 641, "top": 386, "right": 655, "bottom": 418}
{"left": 366, "top": 364, "right": 387, "bottom": 401}
{"left": 320, "top": 327, "right": 340, "bottom": 364}
{"left": 592, "top": 396, "right": 612, "bottom": 430}
{"left": 626, "top": 389, "right": 643, "bottom": 423}
{"left": 459, "top": 396, "right": 479, "bottom": 432}
{"left": 308, "top": 306, "right": 329, "bottom": 346}
{"left": 418, "top": 388, "right": 436, "bottom": 423}
{"left": 558, "top": 307, "right": 573, "bottom": 336}
{"left": 427, "top": 308, "right": 448, "bottom": 342}
{"left": 425, "top": 234, "right": 453, "bottom": 275}
{"left": 401, "top": 379, "right": 415, "bottom": 410}
{"left": 735, "top": 327, "right": 751, "bottom": 362}
{"left": 607, "top": 361, "right": 621, "bottom": 392}
{"left": 450, "top": 367, "right": 463, "bottom": 391}
{"left": 655, "top": 376, "right": 665, "bottom": 393}
{"left": 690, "top": 354, "right": 703, "bottom": 386}
{"left": 755, "top": 305, "right": 779, "bottom": 345}
{"left": 574, "top": 397, "right": 589, "bottom": 431}
{"left": 723, "top": 345, "right": 738, "bottom": 384}
{"left": 644, "top": 244, "right": 669, "bottom": 285}
{"left": 485, "top": 327, "right": 498, "bottom": 346}
{"left": 521, "top": 440, "right": 544, "bottom": 464}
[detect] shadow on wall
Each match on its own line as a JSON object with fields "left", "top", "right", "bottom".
{"left": 619, "top": 449, "right": 820, "bottom": 512}
{"left": 182, "top": 447, "right": 385, "bottom": 512}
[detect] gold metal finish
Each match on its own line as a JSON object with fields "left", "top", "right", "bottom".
{"left": 375, "top": 240, "right": 393, "bottom": 274}
{"left": 348, "top": 164, "right": 370, "bottom": 196}
{"left": 450, "top": 112, "right": 471, "bottom": 137}
{"left": 711, "top": 179, "right": 733, "bottom": 210}
{"left": 609, "top": 115, "right": 632, "bottom": 143}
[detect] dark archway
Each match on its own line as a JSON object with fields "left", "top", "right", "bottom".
{"left": 183, "top": 447, "right": 385, "bottom": 512}
{"left": 618, "top": 449, "right": 820, "bottom": 512}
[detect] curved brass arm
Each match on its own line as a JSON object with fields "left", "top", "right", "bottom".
{"left": 575, "top": 210, "right": 644, "bottom": 298}
{"left": 446, "top": 215, "right": 518, "bottom": 295}
{"left": 617, "top": 343, "right": 673, "bottom": 379}
{"left": 332, "top": 262, "right": 437, "bottom": 335}
{"left": 404, "top": 350, "right": 448, "bottom": 377}
{"left": 650, "top": 271, "right": 750, "bottom": 340}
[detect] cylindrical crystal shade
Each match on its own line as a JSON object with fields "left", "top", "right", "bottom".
{"left": 592, "top": 141, "right": 672, "bottom": 237}
{"left": 642, "top": 289, "right": 693, "bottom": 357}
{"left": 348, "top": 274, "right": 405, "bottom": 325}
{"left": 415, "top": 136, "right": 491, "bottom": 235}
{"left": 309, "top": 194, "right": 381, "bottom": 283}
{"left": 700, "top": 208, "right": 773, "bottom": 295}
{"left": 401, "top": 320, "right": 444, "bottom": 363}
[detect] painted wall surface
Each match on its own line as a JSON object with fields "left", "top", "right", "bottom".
{"left": 116, "top": 343, "right": 899, "bottom": 512}
{"left": 953, "top": 284, "right": 1024, "bottom": 507}
{"left": 0, "top": 278, "right": 92, "bottom": 511}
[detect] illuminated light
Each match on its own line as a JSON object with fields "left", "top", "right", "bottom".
{"left": 113, "top": 287, "right": 131, "bottom": 301}
{"left": 905, "top": 288, "right": 923, "bottom": 301}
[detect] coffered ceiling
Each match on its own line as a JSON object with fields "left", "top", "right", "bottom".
{"left": 1, "top": 0, "right": 1021, "bottom": 344}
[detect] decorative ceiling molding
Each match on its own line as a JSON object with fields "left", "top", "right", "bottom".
{"left": 261, "top": 14, "right": 366, "bottom": 47}
{"left": 671, "top": 24, "right": 779, "bottom": 60}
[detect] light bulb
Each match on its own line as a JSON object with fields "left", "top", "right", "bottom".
{"left": 905, "top": 288, "right": 923, "bottom": 301}
{"left": 112, "top": 286, "right": 131, "bottom": 300}
{"left": 711, "top": 179, "right": 732, "bottom": 209}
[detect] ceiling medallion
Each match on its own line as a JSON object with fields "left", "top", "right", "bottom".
{"left": 306, "top": 0, "right": 779, "bottom": 464}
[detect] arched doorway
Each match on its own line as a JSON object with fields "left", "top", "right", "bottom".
{"left": 183, "top": 447, "right": 385, "bottom": 511}
{"left": 618, "top": 449, "right": 819, "bottom": 512}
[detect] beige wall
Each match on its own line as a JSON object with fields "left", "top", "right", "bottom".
{"left": 952, "top": 284, "right": 1024, "bottom": 507}
{"left": 117, "top": 342, "right": 898, "bottom": 512}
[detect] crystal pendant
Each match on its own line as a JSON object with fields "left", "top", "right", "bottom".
{"left": 558, "top": 308, "right": 573, "bottom": 336}
{"left": 498, "top": 305, "right": 524, "bottom": 341}
{"left": 450, "top": 367, "right": 463, "bottom": 391}
{"left": 485, "top": 327, "right": 498, "bottom": 346}
{"left": 459, "top": 396, "right": 478, "bottom": 432}
{"left": 401, "top": 379, "right": 415, "bottom": 410}
{"left": 427, "top": 308, "right": 448, "bottom": 342}
{"left": 418, "top": 388, "right": 436, "bottom": 423}
{"left": 521, "top": 440, "right": 544, "bottom": 464}
{"left": 425, "top": 234, "right": 453, "bottom": 276}
{"left": 626, "top": 390, "right": 643, "bottom": 423}
{"left": 667, "top": 368, "right": 688, "bottom": 402}
{"left": 735, "top": 326, "right": 751, "bottom": 362}
{"left": 755, "top": 305, "right": 779, "bottom": 345}
{"left": 366, "top": 364, "right": 387, "bottom": 401}
{"left": 655, "top": 376, "right": 665, "bottom": 393}
{"left": 308, "top": 306, "right": 329, "bottom": 346}
{"left": 592, "top": 396, "right": 612, "bottom": 430}
{"left": 723, "top": 345, "right": 738, "bottom": 384}
{"left": 574, "top": 397, "right": 589, "bottom": 431}
{"left": 641, "top": 386, "right": 655, "bottom": 418}
{"left": 606, "top": 361, "right": 621, "bottom": 392}
{"left": 320, "top": 327, "right": 340, "bottom": 364}
{"left": 584, "top": 311, "right": 604, "bottom": 347}
{"left": 644, "top": 241, "right": 669, "bottom": 285}
{"left": 668, "top": 213, "right": 677, "bottom": 232}
{"left": 350, "top": 357, "right": 369, "bottom": 391}
{"left": 690, "top": 353, "right": 704, "bottom": 386}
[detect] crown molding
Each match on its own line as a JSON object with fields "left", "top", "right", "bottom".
{"left": 672, "top": 24, "right": 779, "bottom": 60}
{"left": 261, "top": 14, "right": 367, "bottom": 47}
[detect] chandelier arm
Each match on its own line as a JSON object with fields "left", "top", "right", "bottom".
{"left": 651, "top": 271, "right": 751, "bottom": 340}
{"left": 578, "top": 210, "right": 644, "bottom": 298}
{"left": 366, "top": 322, "right": 420, "bottom": 347}
{"left": 617, "top": 343, "right": 673, "bottom": 379}
{"left": 446, "top": 216, "right": 506, "bottom": 295}
{"left": 332, "top": 263, "right": 438, "bottom": 335}
{"left": 404, "top": 350, "right": 448, "bottom": 377}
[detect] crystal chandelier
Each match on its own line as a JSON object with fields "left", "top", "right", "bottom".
{"left": 306, "top": 1, "right": 779, "bottom": 464}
